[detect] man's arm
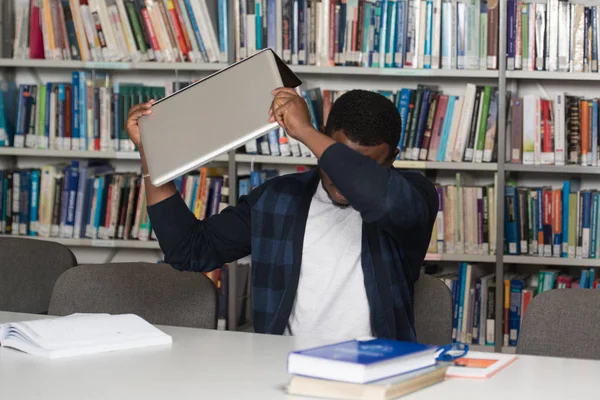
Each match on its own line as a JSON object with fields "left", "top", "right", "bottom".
{"left": 126, "top": 102, "right": 251, "bottom": 272}
{"left": 147, "top": 191, "right": 252, "bottom": 272}
{"left": 318, "top": 143, "right": 438, "bottom": 248}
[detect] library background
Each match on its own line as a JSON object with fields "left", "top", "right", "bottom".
{"left": 0, "top": 0, "right": 598, "bottom": 353}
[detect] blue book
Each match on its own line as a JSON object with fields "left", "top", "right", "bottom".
{"left": 0, "top": 171, "right": 4, "bottom": 231}
{"left": 384, "top": 0, "right": 397, "bottom": 67}
{"left": 508, "top": 277, "right": 524, "bottom": 346}
{"left": 266, "top": 0, "right": 277, "bottom": 50}
{"left": 255, "top": 1, "right": 262, "bottom": 50}
{"left": 562, "top": 180, "right": 570, "bottom": 257}
{"left": 0, "top": 89, "right": 7, "bottom": 147}
{"left": 591, "top": 193, "right": 599, "bottom": 259}
{"left": 583, "top": 191, "right": 592, "bottom": 258}
{"left": 58, "top": 84, "right": 66, "bottom": 150}
{"left": 536, "top": 188, "right": 543, "bottom": 254}
{"left": 437, "top": 96, "right": 456, "bottom": 161}
{"left": 183, "top": 0, "right": 209, "bottom": 60}
{"left": 472, "top": 278, "right": 481, "bottom": 344}
{"left": 14, "top": 85, "right": 27, "bottom": 147}
{"left": 378, "top": 0, "right": 389, "bottom": 67}
{"left": 451, "top": 278, "right": 460, "bottom": 342}
{"left": 19, "top": 170, "right": 31, "bottom": 235}
{"left": 218, "top": 0, "right": 229, "bottom": 62}
{"left": 457, "top": 262, "right": 467, "bottom": 343}
{"left": 393, "top": 0, "right": 407, "bottom": 68}
{"left": 287, "top": 338, "right": 438, "bottom": 384}
{"left": 423, "top": 0, "right": 433, "bottom": 68}
{"left": 44, "top": 83, "right": 52, "bottom": 149}
{"left": 505, "top": 186, "right": 520, "bottom": 254}
{"left": 396, "top": 88, "right": 412, "bottom": 157}
{"left": 581, "top": 270, "right": 589, "bottom": 289}
{"left": 79, "top": 72, "right": 87, "bottom": 151}
{"left": 371, "top": 1, "right": 383, "bottom": 67}
{"left": 412, "top": 88, "right": 431, "bottom": 156}
{"left": 29, "top": 169, "right": 40, "bottom": 236}
{"left": 72, "top": 72, "right": 80, "bottom": 150}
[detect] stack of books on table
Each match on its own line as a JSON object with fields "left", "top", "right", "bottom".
{"left": 285, "top": 338, "right": 519, "bottom": 399}
{"left": 285, "top": 339, "right": 447, "bottom": 400}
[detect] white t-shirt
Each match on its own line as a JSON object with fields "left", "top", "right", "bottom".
{"left": 284, "top": 182, "right": 372, "bottom": 341}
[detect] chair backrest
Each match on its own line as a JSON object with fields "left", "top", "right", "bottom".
{"left": 517, "top": 289, "right": 600, "bottom": 360}
{"left": 413, "top": 273, "right": 453, "bottom": 346}
{"left": 0, "top": 237, "right": 77, "bottom": 313}
{"left": 49, "top": 263, "right": 219, "bottom": 329}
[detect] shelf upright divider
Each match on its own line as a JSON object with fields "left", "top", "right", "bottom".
{"left": 494, "top": 0, "right": 508, "bottom": 354}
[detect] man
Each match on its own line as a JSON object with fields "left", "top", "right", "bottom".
{"left": 126, "top": 88, "right": 438, "bottom": 342}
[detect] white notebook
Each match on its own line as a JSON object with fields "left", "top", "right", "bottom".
{"left": 0, "top": 314, "right": 172, "bottom": 359}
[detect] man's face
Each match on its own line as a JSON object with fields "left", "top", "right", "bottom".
{"left": 320, "top": 130, "right": 399, "bottom": 208}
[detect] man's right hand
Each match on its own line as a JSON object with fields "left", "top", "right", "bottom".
{"left": 126, "top": 100, "right": 154, "bottom": 149}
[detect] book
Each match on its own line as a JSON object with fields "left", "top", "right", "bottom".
{"left": 445, "top": 351, "right": 518, "bottom": 378}
{"left": 287, "top": 339, "right": 439, "bottom": 384}
{"left": 0, "top": 313, "right": 172, "bottom": 359}
{"left": 286, "top": 363, "right": 448, "bottom": 400}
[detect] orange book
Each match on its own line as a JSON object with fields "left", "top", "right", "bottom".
{"left": 193, "top": 168, "right": 208, "bottom": 219}
{"left": 503, "top": 279, "right": 510, "bottom": 346}
{"left": 553, "top": 189, "right": 562, "bottom": 256}
{"left": 581, "top": 100, "right": 589, "bottom": 165}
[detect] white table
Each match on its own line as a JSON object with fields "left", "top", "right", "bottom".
{"left": 0, "top": 311, "right": 598, "bottom": 400}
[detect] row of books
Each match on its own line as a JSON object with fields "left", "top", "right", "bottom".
{"left": 250, "top": 84, "right": 500, "bottom": 163}
{"left": 5, "top": 73, "right": 168, "bottom": 151}
{"left": 12, "top": 0, "right": 228, "bottom": 63}
{"left": 435, "top": 265, "right": 600, "bottom": 349}
{"left": 510, "top": 1, "right": 600, "bottom": 73}
{"left": 427, "top": 173, "right": 498, "bottom": 256}
{"left": 0, "top": 161, "right": 230, "bottom": 240}
{"left": 505, "top": 178, "right": 600, "bottom": 260}
{"left": 235, "top": 0, "right": 501, "bottom": 70}
{"left": 509, "top": 94, "right": 600, "bottom": 167}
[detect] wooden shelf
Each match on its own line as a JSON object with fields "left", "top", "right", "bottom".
{"left": 0, "top": 234, "right": 161, "bottom": 249}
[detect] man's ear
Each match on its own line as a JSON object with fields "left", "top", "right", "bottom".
{"left": 387, "top": 147, "right": 400, "bottom": 167}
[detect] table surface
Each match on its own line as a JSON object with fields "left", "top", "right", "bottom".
{"left": 0, "top": 311, "right": 598, "bottom": 400}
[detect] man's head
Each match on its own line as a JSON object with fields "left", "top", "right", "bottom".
{"left": 320, "top": 90, "right": 401, "bottom": 207}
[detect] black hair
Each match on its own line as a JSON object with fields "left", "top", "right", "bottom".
{"left": 324, "top": 89, "right": 401, "bottom": 153}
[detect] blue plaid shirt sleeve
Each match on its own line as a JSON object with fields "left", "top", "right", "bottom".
{"left": 147, "top": 192, "right": 252, "bottom": 272}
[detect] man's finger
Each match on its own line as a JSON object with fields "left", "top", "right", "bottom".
{"left": 273, "top": 102, "right": 293, "bottom": 130}
{"left": 272, "top": 87, "right": 299, "bottom": 97}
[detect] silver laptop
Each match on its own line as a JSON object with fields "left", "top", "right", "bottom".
{"left": 138, "top": 48, "right": 302, "bottom": 186}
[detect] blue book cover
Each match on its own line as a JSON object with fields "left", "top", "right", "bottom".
{"left": 581, "top": 270, "right": 589, "bottom": 289}
{"left": 84, "top": 176, "right": 96, "bottom": 237}
{"left": 255, "top": 1, "right": 263, "bottom": 50}
{"left": 19, "top": 170, "right": 31, "bottom": 235}
{"left": 393, "top": 0, "right": 407, "bottom": 68}
{"left": 593, "top": 7, "right": 599, "bottom": 72}
{"left": 79, "top": 72, "right": 87, "bottom": 151}
{"left": 457, "top": 262, "right": 467, "bottom": 343}
{"left": 506, "top": 0, "right": 516, "bottom": 63}
{"left": 218, "top": 0, "right": 229, "bottom": 62}
{"left": 505, "top": 186, "right": 520, "bottom": 255}
{"left": 29, "top": 169, "right": 40, "bottom": 236}
{"left": 44, "top": 83, "right": 52, "bottom": 148}
{"left": 412, "top": 88, "right": 431, "bottom": 155}
{"left": 238, "top": 178, "right": 250, "bottom": 196}
{"left": 361, "top": 1, "right": 373, "bottom": 66}
{"left": 591, "top": 193, "right": 599, "bottom": 259}
{"left": 378, "top": 0, "right": 389, "bottom": 67}
{"left": 451, "top": 278, "right": 459, "bottom": 342}
{"left": 93, "top": 176, "right": 105, "bottom": 238}
{"left": 73, "top": 164, "right": 88, "bottom": 238}
{"left": 267, "top": 0, "right": 277, "bottom": 50}
{"left": 384, "top": 0, "right": 397, "bottom": 67}
{"left": 396, "top": 88, "right": 412, "bottom": 157}
{"left": 562, "top": 180, "right": 570, "bottom": 257}
{"left": 15, "top": 85, "right": 27, "bottom": 146}
{"left": 189, "top": 176, "right": 199, "bottom": 212}
{"left": 250, "top": 171, "right": 262, "bottom": 190}
{"left": 472, "top": 278, "right": 481, "bottom": 344}
{"left": 183, "top": 0, "right": 209, "bottom": 59}
{"left": 583, "top": 191, "right": 592, "bottom": 257}
{"left": 58, "top": 84, "right": 66, "bottom": 148}
{"left": 372, "top": 1, "right": 383, "bottom": 67}
{"left": 289, "top": 338, "right": 437, "bottom": 366}
{"left": 71, "top": 72, "right": 80, "bottom": 149}
{"left": 441, "top": 0, "right": 452, "bottom": 68}
{"left": 0, "top": 88, "right": 7, "bottom": 147}
{"left": 423, "top": 0, "right": 433, "bottom": 68}
{"left": 437, "top": 96, "right": 456, "bottom": 161}
{"left": 509, "top": 278, "right": 524, "bottom": 346}
{"left": 267, "top": 130, "right": 280, "bottom": 156}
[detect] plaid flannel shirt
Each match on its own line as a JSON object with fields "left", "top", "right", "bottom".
{"left": 148, "top": 143, "right": 438, "bottom": 341}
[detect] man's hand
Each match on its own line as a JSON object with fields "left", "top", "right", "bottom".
{"left": 125, "top": 100, "right": 155, "bottom": 149}
{"left": 268, "top": 88, "right": 317, "bottom": 141}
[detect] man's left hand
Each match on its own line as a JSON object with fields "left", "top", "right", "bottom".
{"left": 269, "top": 88, "right": 317, "bottom": 141}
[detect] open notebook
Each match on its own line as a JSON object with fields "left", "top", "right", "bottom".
{"left": 0, "top": 314, "right": 172, "bottom": 359}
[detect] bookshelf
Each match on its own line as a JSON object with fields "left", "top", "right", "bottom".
{"left": 1, "top": 0, "right": 600, "bottom": 350}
